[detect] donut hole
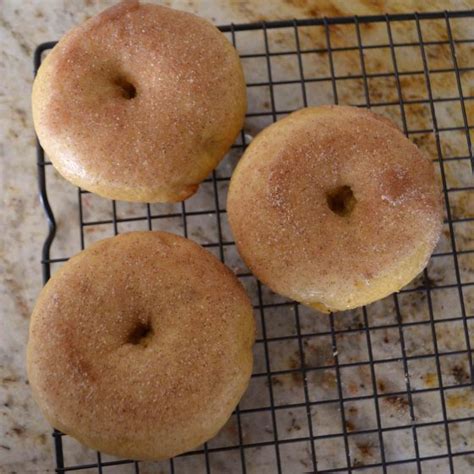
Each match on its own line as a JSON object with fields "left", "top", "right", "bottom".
{"left": 326, "top": 185, "right": 356, "bottom": 217}
{"left": 127, "top": 321, "right": 153, "bottom": 347}
{"left": 114, "top": 77, "right": 136, "bottom": 99}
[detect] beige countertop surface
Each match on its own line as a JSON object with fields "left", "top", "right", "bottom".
{"left": 1, "top": 1, "right": 473, "bottom": 473}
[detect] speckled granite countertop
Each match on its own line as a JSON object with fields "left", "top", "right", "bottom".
{"left": 1, "top": 1, "right": 473, "bottom": 473}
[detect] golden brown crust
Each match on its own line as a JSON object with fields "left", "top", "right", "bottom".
{"left": 32, "top": 1, "right": 246, "bottom": 202}
{"left": 227, "top": 105, "right": 443, "bottom": 312}
{"left": 27, "top": 232, "right": 255, "bottom": 460}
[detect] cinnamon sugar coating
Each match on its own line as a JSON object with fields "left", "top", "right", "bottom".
{"left": 228, "top": 106, "right": 443, "bottom": 312}
{"left": 27, "top": 232, "right": 255, "bottom": 460}
{"left": 32, "top": 1, "right": 246, "bottom": 202}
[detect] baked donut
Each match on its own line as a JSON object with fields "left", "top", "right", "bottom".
{"left": 27, "top": 232, "right": 255, "bottom": 460}
{"left": 32, "top": 1, "right": 246, "bottom": 202}
{"left": 227, "top": 106, "right": 443, "bottom": 312}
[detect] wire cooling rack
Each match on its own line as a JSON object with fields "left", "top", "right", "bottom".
{"left": 34, "top": 10, "right": 474, "bottom": 474}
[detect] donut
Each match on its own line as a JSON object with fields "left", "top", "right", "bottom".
{"left": 27, "top": 231, "right": 255, "bottom": 460}
{"left": 32, "top": 1, "right": 246, "bottom": 202}
{"left": 227, "top": 105, "right": 443, "bottom": 313}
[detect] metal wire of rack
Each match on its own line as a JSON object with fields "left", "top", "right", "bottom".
{"left": 34, "top": 9, "right": 474, "bottom": 474}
